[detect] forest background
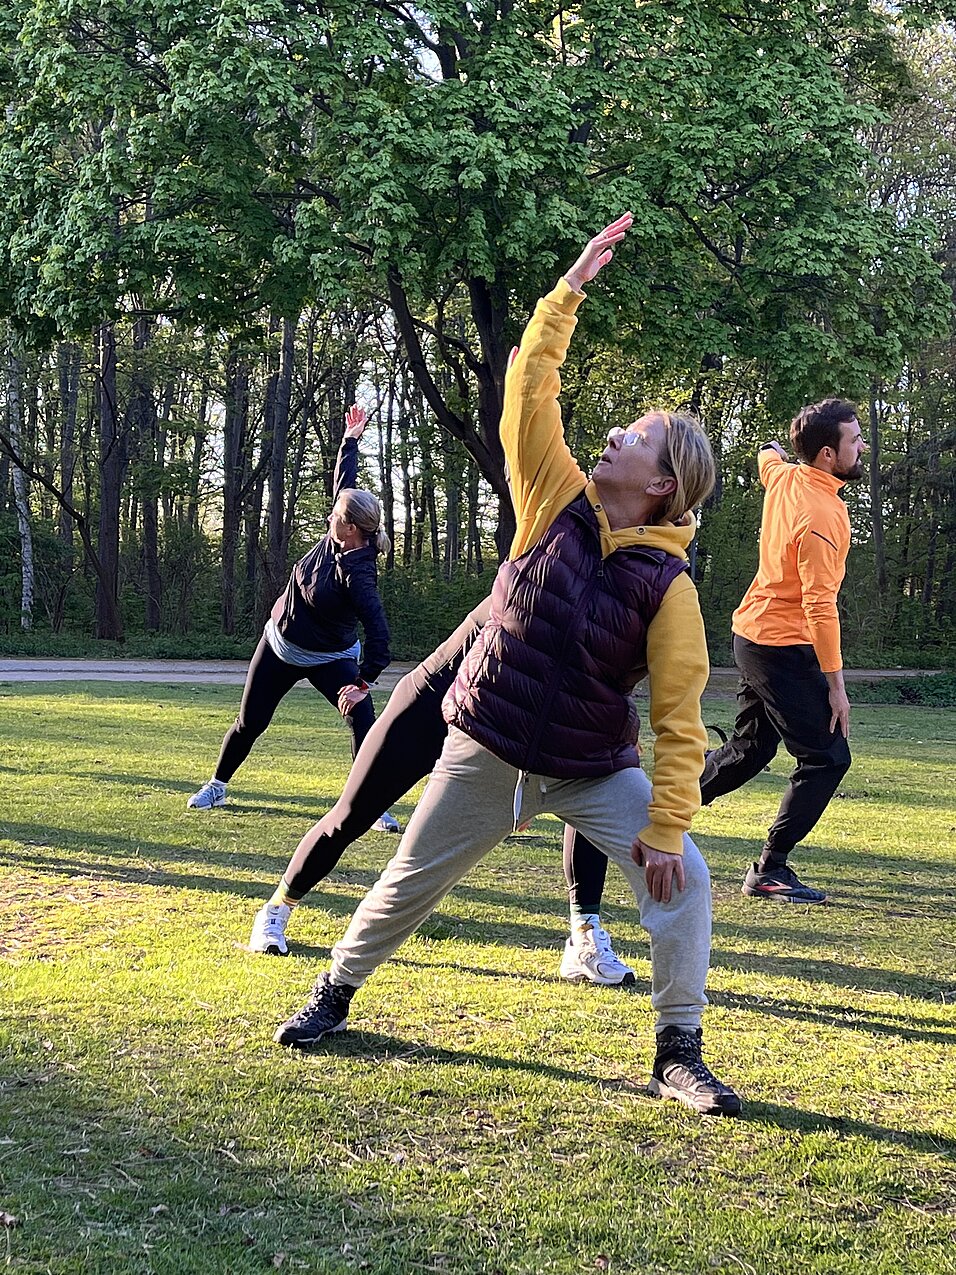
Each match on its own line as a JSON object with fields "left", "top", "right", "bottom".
{"left": 0, "top": 0, "right": 954, "bottom": 667}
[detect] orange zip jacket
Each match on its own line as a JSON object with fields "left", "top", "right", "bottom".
{"left": 732, "top": 449, "right": 850, "bottom": 673}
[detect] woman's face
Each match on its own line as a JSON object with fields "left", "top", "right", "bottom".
{"left": 328, "top": 498, "right": 358, "bottom": 548}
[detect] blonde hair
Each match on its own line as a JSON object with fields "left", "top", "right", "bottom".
{"left": 339, "top": 488, "right": 391, "bottom": 555}
{"left": 654, "top": 411, "right": 716, "bottom": 523}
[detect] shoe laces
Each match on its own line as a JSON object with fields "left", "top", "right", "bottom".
{"left": 660, "top": 1030, "right": 722, "bottom": 1086}
{"left": 288, "top": 984, "right": 339, "bottom": 1027}
{"left": 760, "top": 863, "right": 799, "bottom": 886}
{"left": 307, "top": 975, "right": 351, "bottom": 1011}
{"left": 588, "top": 927, "right": 620, "bottom": 962}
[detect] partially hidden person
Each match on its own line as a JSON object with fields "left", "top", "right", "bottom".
{"left": 186, "top": 404, "right": 397, "bottom": 832}
{"left": 248, "top": 594, "right": 637, "bottom": 987}
{"left": 700, "top": 402, "right": 865, "bottom": 904}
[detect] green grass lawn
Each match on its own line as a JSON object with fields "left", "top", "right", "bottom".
{"left": 1, "top": 681, "right": 954, "bottom": 1274}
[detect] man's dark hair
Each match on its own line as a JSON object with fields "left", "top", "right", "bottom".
{"left": 790, "top": 398, "right": 858, "bottom": 464}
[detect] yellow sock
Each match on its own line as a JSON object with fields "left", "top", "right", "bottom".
{"left": 268, "top": 881, "right": 301, "bottom": 909}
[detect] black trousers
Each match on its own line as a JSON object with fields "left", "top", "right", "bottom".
{"left": 699, "top": 635, "right": 851, "bottom": 868}
{"left": 283, "top": 661, "right": 609, "bottom": 906}
{"left": 214, "top": 636, "right": 375, "bottom": 783}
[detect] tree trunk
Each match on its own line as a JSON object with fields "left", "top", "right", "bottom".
{"left": 187, "top": 377, "right": 209, "bottom": 531}
{"left": 380, "top": 362, "right": 397, "bottom": 570}
{"left": 921, "top": 443, "right": 940, "bottom": 614}
{"left": 868, "top": 390, "right": 887, "bottom": 596}
{"left": 398, "top": 389, "right": 414, "bottom": 566}
{"left": 266, "top": 315, "right": 296, "bottom": 598}
{"left": 425, "top": 475, "right": 440, "bottom": 563}
{"left": 387, "top": 270, "right": 514, "bottom": 560}
{"left": 443, "top": 457, "right": 461, "bottom": 579}
{"left": 95, "top": 323, "right": 126, "bottom": 640}
{"left": 131, "top": 317, "right": 162, "bottom": 631}
{"left": 466, "top": 458, "right": 483, "bottom": 574}
{"left": 7, "top": 343, "right": 35, "bottom": 630}
{"left": 222, "top": 349, "right": 249, "bottom": 636}
{"left": 57, "top": 342, "right": 80, "bottom": 553}
{"left": 244, "top": 466, "right": 265, "bottom": 623}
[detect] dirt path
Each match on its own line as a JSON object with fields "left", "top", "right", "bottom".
{"left": 0, "top": 657, "right": 939, "bottom": 692}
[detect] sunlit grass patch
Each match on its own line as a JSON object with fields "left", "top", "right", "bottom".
{"left": 1, "top": 683, "right": 954, "bottom": 1273}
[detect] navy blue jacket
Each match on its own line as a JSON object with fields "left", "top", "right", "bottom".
{"left": 270, "top": 436, "right": 391, "bottom": 684}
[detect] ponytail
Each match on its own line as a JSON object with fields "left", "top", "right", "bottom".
{"left": 340, "top": 488, "right": 389, "bottom": 556}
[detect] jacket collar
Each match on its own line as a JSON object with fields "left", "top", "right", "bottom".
{"left": 799, "top": 463, "right": 846, "bottom": 496}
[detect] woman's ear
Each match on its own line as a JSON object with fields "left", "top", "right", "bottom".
{"left": 647, "top": 474, "right": 678, "bottom": 498}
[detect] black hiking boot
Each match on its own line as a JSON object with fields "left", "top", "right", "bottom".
{"left": 274, "top": 972, "right": 356, "bottom": 1048}
{"left": 649, "top": 1026, "right": 742, "bottom": 1117}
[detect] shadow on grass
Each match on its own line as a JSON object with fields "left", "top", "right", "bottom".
{"left": 741, "top": 1099, "right": 956, "bottom": 1158}
{"left": 4, "top": 830, "right": 955, "bottom": 1007}
{"left": 0, "top": 1055, "right": 426, "bottom": 1274}
{"left": 0, "top": 825, "right": 305, "bottom": 878}
{"left": 63, "top": 768, "right": 343, "bottom": 812}
{"left": 291, "top": 1028, "right": 956, "bottom": 1159}
{"left": 285, "top": 1026, "right": 654, "bottom": 1095}
{"left": 708, "top": 989, "right": 956, "bottom": 1046}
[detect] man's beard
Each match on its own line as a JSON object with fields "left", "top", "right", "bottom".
{"left": 834, "top": 459, "right": 864, "bottom": 481}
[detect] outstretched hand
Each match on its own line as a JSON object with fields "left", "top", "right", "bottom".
{"left": 564, "top": 213, "right": 633, "bottom": 293}
{"left": 344, "top": 404, "right": 368, "bottom": 440}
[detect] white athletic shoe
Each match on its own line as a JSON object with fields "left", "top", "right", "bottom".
{"left": 559, "top": 924, "right": 636, "bottom": 987}
{"left": 371, "top": 812, "right": 400, "bottom": 833}
{"left": 248, "top": 903, "right": 292, "bottom": 956}
{"left": 186, "top": 779, "right": 227, "bottom": 810}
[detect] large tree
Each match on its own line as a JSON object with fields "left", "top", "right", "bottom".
{"left": 0, "top": 0, "right": 949, "bottom": 564}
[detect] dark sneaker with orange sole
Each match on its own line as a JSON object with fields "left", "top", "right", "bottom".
{"left": 742, "top": 861, "right": 827, "bottom": 904}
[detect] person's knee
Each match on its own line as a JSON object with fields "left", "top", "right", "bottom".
{"left": 677, "top": 838, "right": 711, "bottom": 901}
{"left": 829, "top": 739, "right": 851, "bottom": 780}
{"left": 233, "top": 711, "right": 267, "bottom": 737}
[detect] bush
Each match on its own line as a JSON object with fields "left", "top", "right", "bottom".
{"left": 850, "top": 673, "right": 956, "bottom": 708}
{"left": 379, "top": 563, "right": 490, "bottom": 660}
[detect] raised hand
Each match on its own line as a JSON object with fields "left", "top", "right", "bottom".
{"left": 563, "top": 213, "right": 633, "bottom": 292}
{"left": 344, "top": 404, "right": 368, "bottom": 440}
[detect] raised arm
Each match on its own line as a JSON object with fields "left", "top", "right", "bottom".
{"left": 332, "top": 404, "right": 367, "bottom": 498}
{"left": 563, "top": 212, "right": 633, "bottom": 293}
{"left": 503, "top": 214, "right": 633, "bottom": 558}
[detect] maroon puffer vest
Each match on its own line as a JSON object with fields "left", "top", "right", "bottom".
{"left": 443, "top": 491, "right": 688, "bottom": 778}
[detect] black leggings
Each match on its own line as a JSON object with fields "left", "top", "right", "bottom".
{"left": 214, "top": 636, "right": 375, "bottom": 784}
{"left": 700, "top": 635, "right": 851, "bottom": 868}
{"left": 282, "top": 663, "right": 610, "bottom": 907}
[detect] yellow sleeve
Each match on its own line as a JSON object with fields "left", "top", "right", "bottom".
{"left": 795, "top": 517, "right": 847, "bottom": 673}
{"left": 639, "top": 574, "right": 710, "bottom": 856}
{"left": 503, "top": 279, "right": 589, "bottom": 559}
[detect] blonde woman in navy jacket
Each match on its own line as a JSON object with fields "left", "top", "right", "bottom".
{"left": 187, "top": 405, "right": 392, "bottom": 814}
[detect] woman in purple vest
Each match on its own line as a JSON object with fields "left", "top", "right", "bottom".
{"left": 274, "top": 217, "right": 740, "bottom": 1116}
{"left": 186, "top": 405, "right": 394, "bottom": 826}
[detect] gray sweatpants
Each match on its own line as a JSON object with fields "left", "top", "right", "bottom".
{"left": 330, "top": 727, "right": 712, "bottom": 1030}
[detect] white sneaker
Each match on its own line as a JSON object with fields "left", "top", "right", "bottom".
{"left": 371, "top": 812, "right": 400, "bottom": 833}
{"left": 186, "top": 779, "right": 227, "bottom": 810}
{"left": 248, "top": 903, "right": 292, "bottom": 956}
{"left": 559, "top": 924, "right": 636, "bottom": 987}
